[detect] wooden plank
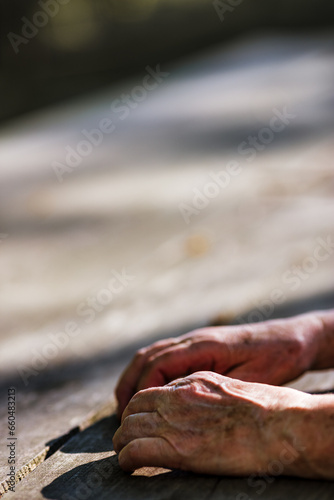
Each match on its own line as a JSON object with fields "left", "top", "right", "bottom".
{"left": 0, "top": 320, "right": 204, "bottom": 494}
{"left": 1, "top": 329, "right": 334, "bottom": 496}
{"left": 8, "top": 406, "right": 334, "bottom": 500}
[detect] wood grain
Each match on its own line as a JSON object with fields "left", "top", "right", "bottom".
{"left": 9, "top": 408, "right": 334, "bottom": 500}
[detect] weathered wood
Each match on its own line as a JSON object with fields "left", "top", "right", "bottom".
{"left": 9, "top": 408, "right": 334, "bottom": 500}
{"left": 1, "top": 344, "right": 333, "bottom": 497}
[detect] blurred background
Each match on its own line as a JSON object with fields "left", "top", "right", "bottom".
{"left": 1, "top": 0, "right": 334, "bottom": 485}
{"left": 1, "top": 0, "right": 334, "bottom": 123}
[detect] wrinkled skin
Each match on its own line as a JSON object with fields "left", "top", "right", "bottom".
{"left": 115, "top": 315, "right": 322, "bottom": 417}
{"left": 114, "top": 372, "right": 310, "bottom": 475}
{"left": 113, "top": 312, "right": 334, "bottom": 478}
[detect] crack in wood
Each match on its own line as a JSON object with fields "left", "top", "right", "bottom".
{"left": 0, "top": 401, "right": 116, "bottom": 497}
{"left": 0, "top": 427, "right": 80, "bottom": 497}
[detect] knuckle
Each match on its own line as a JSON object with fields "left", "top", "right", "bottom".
{"left": 118, "top": 440, "right": 141, "bottom": 471}
{"left": 146, "top": 354, "right": 160, "bottom": 368}
{"left": 128, "top": 387, "right": 149, "bottom": 406}
{"left": 121, "top": 415, "right": 132, "bottom": 433}
{"left": 126, "top": 395, "right": 139, "bottom": 411}
{"left": 124, "top": 440, "right": 139, "bottom": 462}
{"left": 135, "top": 387, "right": 149, "bottom": 398}
{"left": 135, "top": 347, "right": 147, "bottom": 359}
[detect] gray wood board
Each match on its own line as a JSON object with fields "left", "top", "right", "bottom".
{"left": 8, "top": 408, "right": 334, "bottom": 500}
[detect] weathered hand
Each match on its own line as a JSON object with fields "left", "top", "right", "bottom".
{"left": 113, "top": 371, "right": 326, "bottom": 477}
{"left": 115, "top": 314, "right": 321, "bottom": 417}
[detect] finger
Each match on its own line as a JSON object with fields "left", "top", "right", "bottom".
{"left": 115, "top": 341, "right": 171, "bottom": 413}
{"left": 118, "top": 437, "right": 179, "bottom": 472}
{"left": 121, "top": 386, "right": 168, "bottom": 423}
{"left": 226, "top": 365, "right": 267, "bottom": 384}
{"left": 113, "top": 412, "right": 163, "bottom": 452}
{"left": 226, "top": 358, "right": 286, "bottom": 386}
{"left": 136, "top": 341, "right": 216, "bottom": 391}
{"left": 115, "top": 339, "right": 175, "bottom": 417}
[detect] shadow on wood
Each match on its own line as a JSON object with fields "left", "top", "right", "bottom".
{"left": 39, "top": 408, "right": 334, "bottom": 500}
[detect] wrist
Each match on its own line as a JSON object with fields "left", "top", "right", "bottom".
{"left": 280, "top": 312, "right": 327, "bottom": 373}
{"left": 280, "top": 393, "right": 334, "bottom": 479}
{"left": 273, "top": 312, "right": 323, "bottom": 374}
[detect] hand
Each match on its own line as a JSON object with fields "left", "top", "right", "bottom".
{"left": 113, "top": 371, "right": 319, "bottom": 477}
{"left": 115, "top": 314, "right": 321, "bottom": 417}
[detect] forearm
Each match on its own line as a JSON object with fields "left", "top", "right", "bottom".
{"left": 285, "top": 393, "right": 334, "bottom": 479}
{"left": 311, "top": 309, "right": 334, "bottom": 370}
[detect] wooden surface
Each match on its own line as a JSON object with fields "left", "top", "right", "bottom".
{"left": 0, "top": 33, "right": 334, "bottom": 498}
{"left": 7, "top": 407, "right": 334, "bottom": 500}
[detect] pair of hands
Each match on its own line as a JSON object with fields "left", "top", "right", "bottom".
{"left": 113, "top": 313, "right": 332, "bottom": 478}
